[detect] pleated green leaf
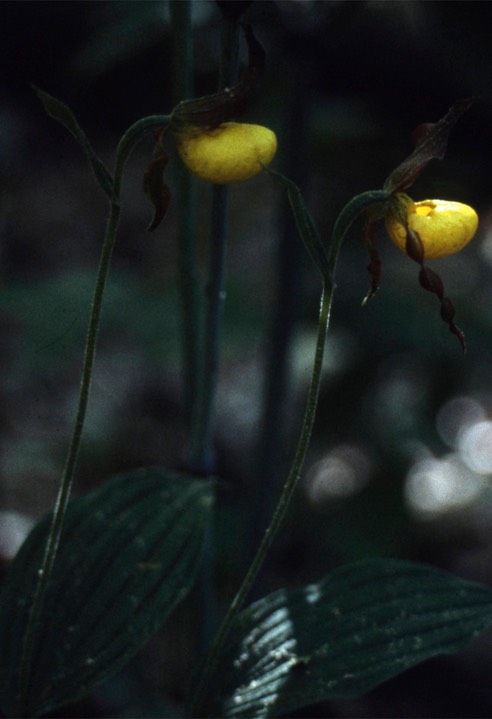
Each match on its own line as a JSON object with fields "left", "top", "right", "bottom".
{"left": 33, "top": 86, "right": 114, "bottom": 198}
{"left": 0, "top": 469, "right": 213, "bottom": 717}
{"left": 207, "top": 559, "right": 492, "bottom": 718}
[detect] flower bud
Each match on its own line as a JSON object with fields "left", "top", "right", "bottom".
{"left": 385, "top": 195, "right": 478, "bottom": 259}
{"left": 174, "top": 122, "right": 277, "bottom": 184}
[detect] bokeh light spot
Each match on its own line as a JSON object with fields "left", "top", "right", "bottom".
{"left": 436, "top": 395, "right": 486, "bottom": 449}
{"left": 305, "top": 444, "right": 372, "bottom": 505}
{"left": 458, "top": 420, "right": 492, "bottom": 475}
{"left": 405, "top": 454, "right": 486, "bottom": 516}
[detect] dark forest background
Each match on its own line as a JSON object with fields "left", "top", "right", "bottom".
{"left": 2, "top": 2, "right": 492, "bottom": 716}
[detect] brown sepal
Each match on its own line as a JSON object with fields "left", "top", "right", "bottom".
{"left": 170, "top": 24, "right": 264, "bottom": 131}
{"left": 383, "top": 99, "right": 473, "bottom": 194}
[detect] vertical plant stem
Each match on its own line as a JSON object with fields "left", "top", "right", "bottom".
{"left": 191, "top": 186, "right": 229, "bottom": 653}
{"left": 190, "top": 281, "right": 332, "bottom": 717}
{"left": 186, "top": 12, "right": 241, "bottom": 475}
{"left": 187, "top": 186, "right": 229, "bottom": 474}
{"left": 188, "top": 187, "right": 391, "bottom": 717}
{"left": 170, "top": 0, "right": 217, "bottom": 658}
{"left": 15, "top": 199, "right": 121, "bottom": 717}
{"left": 184, "top": 6, "right": 243, "bottom": 658}
{"left": 170, "top": 0, "right": 201, "bottom": 427}
{"left": 254, "top": 67, "right": 310, "bottom": 535}
{"left": 15, "top": 113, "right": 170, "bottom": 718}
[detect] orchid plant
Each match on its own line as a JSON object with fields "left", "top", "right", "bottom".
{"left": 0, "top": 5, "right": 490, "bottom": 719}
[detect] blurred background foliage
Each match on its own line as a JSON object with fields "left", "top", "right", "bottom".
{"left": 1, "top": 1, "right": 492, "bottom": 716}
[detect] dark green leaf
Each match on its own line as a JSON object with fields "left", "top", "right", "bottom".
{"left": 264, "top": 167, "right": 331, "bottom": 283}
{"left": 0, "top": 469, "right": 213, "bottom": 717}
{"left": 207, "top": 559, "right": 492, "bottom": 718}
{"left": 33, "top": 86, "right": 114, "bottom": 197}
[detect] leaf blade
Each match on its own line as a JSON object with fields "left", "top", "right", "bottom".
{"left": 264, "top": 167, "right": 331, "bottom": 282}
{"left": 0, "top": 469, "right": 213, "bottom": 717}
{"left": 208, "top": 558, "right": 492, "bottom": 718}
{"left": 33, "top": 86, "right": 114, "bottom": 197}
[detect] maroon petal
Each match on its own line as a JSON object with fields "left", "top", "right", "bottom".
{"left": 362, "top": 217, "right": 383, "bottom": 305}
{"left": 143, "top": 153, "right": 171, "bottom": 232}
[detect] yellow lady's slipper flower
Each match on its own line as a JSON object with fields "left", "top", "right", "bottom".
{"left": 385, "top": 194, "right": 478, "bottom": 259}
{"left": 174, "top": 122, "right": 277, "bottom": 184}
